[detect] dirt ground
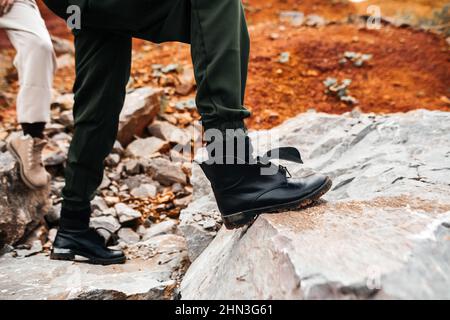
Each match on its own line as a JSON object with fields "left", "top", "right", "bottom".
{"left": 1, "top": 0, "right": 449, "bottom": 129}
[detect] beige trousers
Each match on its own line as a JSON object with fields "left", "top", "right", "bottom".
{"left": 0, "top": 0, "right": 56, "bottom": 123}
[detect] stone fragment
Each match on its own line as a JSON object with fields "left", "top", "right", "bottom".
{"left": 124, "top": 159, "right": 142, "bottom": 175}
{"left": 117, "top": 87, "right": 163, "bottom": 146}
{"left": 99, "top": 174, "right": 111, "bottom": 190}
{"left": 142, "top": 220, "right": 178, "bottom": 241}
{"left": 145, "top": 157, "right": 187, "bottom": 186}
{"left": 91, "top": 196, "right": 109, "bottom": 212}
{"left": 105, "top": 154, "right": 121, "bottom": 167}
{"left": 130, "top": 184, "right": 157, "bottom": 199}
{"left": 90, "top": 216, "right": 121, "bottom": 234}
{"left": 115, "top": 203, "right": 142, "bottom": 224}
{"left": 148, "top": 120, "right": 191, "bottom": 146}
{"left": 14, "top": 240, "right": 43, "bottom": 258}
{"left": 118, "top": 228, "right": 140, "bottom": 244}
{"left": 126, "top": 137, "right": 169, "bottom": 159}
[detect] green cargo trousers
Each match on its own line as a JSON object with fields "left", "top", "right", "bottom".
{"left": 44, "top": 0, "right": 252, "bottom": 211}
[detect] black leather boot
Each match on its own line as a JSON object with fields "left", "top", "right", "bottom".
{"left": 199, "top": 147, "right": 332, "bottom": 229}
{"left": 51, "top": 228, "right": 126, "bottom": 265}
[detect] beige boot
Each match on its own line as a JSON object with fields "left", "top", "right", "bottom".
{"left": 7, "top": 135, "right": 50, "bottom": 190}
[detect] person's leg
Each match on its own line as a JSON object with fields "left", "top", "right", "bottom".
{"left": 189, "top": 0, "right": 251, "bottom": 131}
{"left": 51, "top": 27, "right": 131, "bottom": 265}
{"left": 46, "top": 0, "right": 250, "bottom": 130}
{"left": 134, "top": 0, "right": 332, "bottom": 228}
{"left": 2, "top": 0, "right": 55, "bottom": 189}
{"left": 129, "top": 0, "right": 251, "bottom": 130}
{"left": 44, "top": 0, "right": 252, "bottom": 203}
{"left": 43, "top": 0, "right": 331, "bottom": 237}
{"left": 60, "top": 27, "right": 132, "bottom": 227}
{"left": 185, "top": 1, "right": 332, "bottom": 228}
{"left": 2, "top": 0, "right": 55, "bottom": 128}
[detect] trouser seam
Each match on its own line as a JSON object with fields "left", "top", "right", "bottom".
{"left": 191, "top": 0, "right": 218, "bottom": 118}
{"left": 66, "top": 31, "right": 129, "bottom": 209}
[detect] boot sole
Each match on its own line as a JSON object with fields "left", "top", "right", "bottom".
{"left": 50, "top": 248, "right": 126, "bottom": 266}
{"left": 222, "top": 177, "right": 333, "bottom": 230}
{"left": 7, "top": 142, "right": 47, "bottom": 191}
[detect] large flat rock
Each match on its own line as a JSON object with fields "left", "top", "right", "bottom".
{"left": 0, "top": 254, "right": 176, "bottom": 300}
{"left": 0, "top": 234, "right": 188, "bottom": 300}
{"left": 180, "top": 110, "right": 450, "bottom": 299}
{"left": 181, "top": 198, "right": 450, "bottom": 299}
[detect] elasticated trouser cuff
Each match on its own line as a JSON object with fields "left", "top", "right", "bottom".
{"left": 60, "top": 206, "right": 91, "bottom": 231}
{"left": 203, "top": 119, "right": 248, "bottom": 133}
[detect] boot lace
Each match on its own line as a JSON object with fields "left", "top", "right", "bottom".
{"left": 27, "top": 139, "right": 46, "bottom": 170}
{"left": 256, "top": 147, "right": 303, "bottom": 179}
{"left": 255, "top": 156, "right": 291, "bottom": 178}
{"left": 279, "top": 165, "right": 292, "bottom": 178}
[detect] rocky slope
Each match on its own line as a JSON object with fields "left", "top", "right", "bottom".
{"left": 180, "top": 109, "right": 450, "bottom": 299}
{"left": 1, "top": 109, "right": 449, "bottom": 300}
{"left": 0, "top": 0, "right": 449, "bottom": 299}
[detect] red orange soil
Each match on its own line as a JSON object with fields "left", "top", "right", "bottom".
{"left": 1, "top": 0, "right": 449, "bottom": 130}
{"left": 246, "top": 22, "right": 450, "bottom": 128}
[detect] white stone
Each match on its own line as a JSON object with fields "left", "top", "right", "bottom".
{"left": 118, "top": 228, "right": 141, "bottom": 244}
{"left": 145, "top": 157, "right": 187, "bottom": 185}
{"left": 117, "top": 87, "right": 163, "bottom": 146}
{"left": 148, "top": 120, "right": 191, "bottom": 146}
{"left": 130, "top": 184, "right": 157, "bottom": 199}
{"left": 90, "top": 216, "right": 121, "bottom": 234}
{"left": 91, "top": 196, "right": 109, "bottom": 212}
{"left": 126, "top": 137, "right": 169, "bottom": 159}
{"left": 115, "top": 203, "right": 142, "bottom": 224}
{"left": 142, "top": 220, "right": 178, "bottom": 241}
